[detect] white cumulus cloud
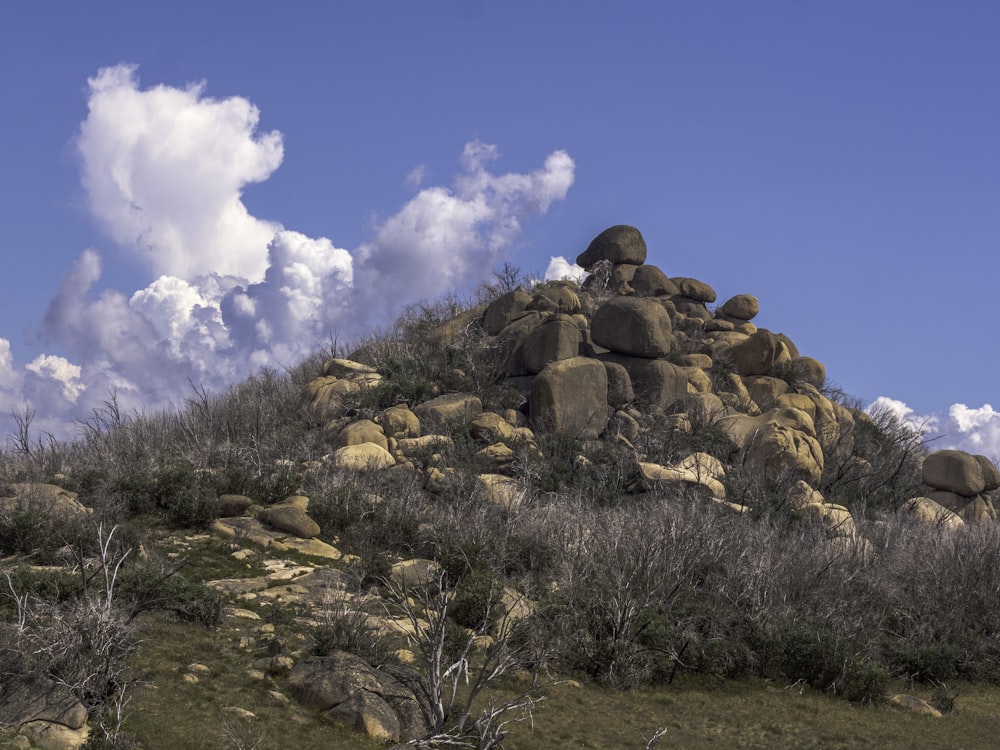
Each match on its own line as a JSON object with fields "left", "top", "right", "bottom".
{"left": 5, "top": 65, "right": 576, "bottom": 439}
{"left": 868, "top": 397, "right": 1000, "bottom": 462}
{"left": 544, "top": 256, "right": 586, "bottom": 283}
{"left": 352, "top": 141, "right": 574, "bottom": 315}
{"left": 26, "top": 355, "right": 84, "bottom": 402}
{"left": 78, "top": 64, "right": 283, "bottom": 282}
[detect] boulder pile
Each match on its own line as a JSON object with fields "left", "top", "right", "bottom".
{"left": 294, "top": 224, "right": 1000, "bottom": 544}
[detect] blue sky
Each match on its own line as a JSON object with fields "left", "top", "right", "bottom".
{"left": 2, "top": 1, "right": 999, "bottom": 454}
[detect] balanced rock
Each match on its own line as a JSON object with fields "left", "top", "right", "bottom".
{"left": 530, "top": 357, "right": 608, "bottom": 439}
{"left": 591, "top": 297, "right": 672, "bottom": 358}
{"left": 922, "top": 450, "right": 987, "bottom": 496}
{"left": 718, "top": 294, "right": 759, "bottom": 321}
{"left": 576, "top": 224, "right": 647, "bottom": 270}
{"left": 673, "top": 277, "right": 717, "bottom": 304}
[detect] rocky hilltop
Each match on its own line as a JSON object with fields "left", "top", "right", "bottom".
{"left": 3, "top": 225, "right": 999, "bottom": 749}
{"left": 304, "top": 223, "right": 997, "bottom": 534}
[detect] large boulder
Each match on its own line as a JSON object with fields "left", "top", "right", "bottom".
{"left": 329, "top": 444, "right": 397, "bottom": 472}
{"left": 591, "top": 297, "right": 672, "bottom": 358}
{"left": 900, "top": 497, "right": 965, "bottom": 531}
{"left": 600, "top": 354, "right": 688, "bottom": 411}
{"left": 301, "top": 377, "right": 361, "bottom": 420}
{"left": 332, "top": 419, "right": 388, "bottom": 451}
{"left": 530, "top": 357, "right": 609, "bottom": 439}
{"left": 495, "top": 312, "right": 546, "bottom": 376}
{"left": 0, "top": 484, "right": 90, "bottom": 518}
{"left": 922, "top": 450, "right": 987, "bottom": 496}
{"left": 286, "top": 653, "right": 424, "bottom": 743}
{"left": 718, "top": 408, "right": 823, "bottom": 486}
{"left": 0, "top": 673, "right": 88, "bottom": 731}
{"left": 481, "top": 287, "right": 532, "bottom": 335}
{"left": 525, "top": 283, "right": 582, "bottom": 315}
{"left": 745, "top": 422, "right": 824, "bottom": 486}
{"left": 576, "top": 225, "right": 647, "bottom": 269}
{"left": 672, "top": 277, "right": 717, "bottom": 304}
{"left": 413, "top": 394, "right": 483, "bottom": 430}
{"left": 742, "top": 376, "right": 790, "bottom": 411}
{"left": 259, "top": 500, "right": 321, "bottom": 539}
{"left": 729, "top": 330, "right": 784, "bottom": 377}
{"left": 976, "top": 454, "right": 1000, "bottom": 491}
{"left": 630, "top": 265, "right": 678, "bottom": 296}
{"left": 717, "top": 294, "right": 759, "bottom": 321}
{"left": 380, "top": 405, "right": 421, "bottom": 439}
{"left": 521, "top": 316, "right": 581, "bottom": 374}
{"left": 477, "top": 473, "right": 526, "bottom": 510}
{"left": 792, "top": 357, "right": 826, "bottom": 389}
{"left": 469, "top": 412, "right": 515, "bottom": 442}
{"left": 602, "top": 361, "right": 634, "bottom": 408}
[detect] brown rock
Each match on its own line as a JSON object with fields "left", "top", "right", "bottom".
{"left": 525, "top": 283, "right": 582, "bottom": 314}
{"left": 975, "top": 455, "right": 1000, "bottom": 491}
{"left": 718, "top": 294, "right": 759, "bottom": 321}
{"left": 922, "top": 450, "right": 986, "bottom": 495}
{"left": 900, "top": 497, "right": 965, "bottom": 530}
{"left": 530, "top": 357, "right": 609, "bottom": 438}
{"left": 522, "top": 316, "right": 581, "bottom": 374}
{"left": 600, "top": 354, "right": 688, "bottom": 411}
{"left": 591, "top": 297, "right": 673, "bottom": 358}
{"left": 673, "top": 277, "right": 717, "bottom": 304}
{"left": 602, "top": 361, "right": 634, "bottom": 408}
{"left": 729, "top": 330, "right": 783, "bottom": 377}
{"left": 380, "top": 405, "right": 421, "bottom": 439}
{"left": 481, "top": 287, "right": 532, "bottom": 335}
{"left": 792, "top": 357, "right": 826, "bottom": 389}
{"left": 333, "top": 419, "right": 388, "bottom": 451}
{"left": 631, "top": 265, "right": 679, "bottom": 296}
{"left": 576, "top": 225, "right": 647, "bottom": 269}
{"left": 413, "top": 394, "right": 483, "bottom": 430}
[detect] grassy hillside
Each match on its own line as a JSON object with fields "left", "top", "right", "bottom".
{"left": 2, "top": 265, "right": 1000, "bottom": 749}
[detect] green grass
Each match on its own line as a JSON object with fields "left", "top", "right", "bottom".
{"left": 125, "top": 617, "right": 382, "bottom": 750}
{"left": 503, "top": 678, "right": 1000, "bottom": 750}
{"left": 121, "top": 616, "right": 1000, "bottom": 750}
{"left": 108, "top": 523, "right": 1000, "bottom": 750}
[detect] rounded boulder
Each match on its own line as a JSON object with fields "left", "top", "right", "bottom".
{"left": 575, "top": 225, "right": 647, "bottom": 269}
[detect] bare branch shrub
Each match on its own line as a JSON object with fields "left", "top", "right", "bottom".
{"left": 383, "top": 571, "right": 541, "bottom": 749}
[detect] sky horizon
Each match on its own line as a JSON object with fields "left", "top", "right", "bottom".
{"left": 2, "top": 2, "right": 999, "bottom": 457}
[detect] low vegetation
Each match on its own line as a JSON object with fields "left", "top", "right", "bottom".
{"left": 2, "top": 268, "right": 999, "bottom": 749}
